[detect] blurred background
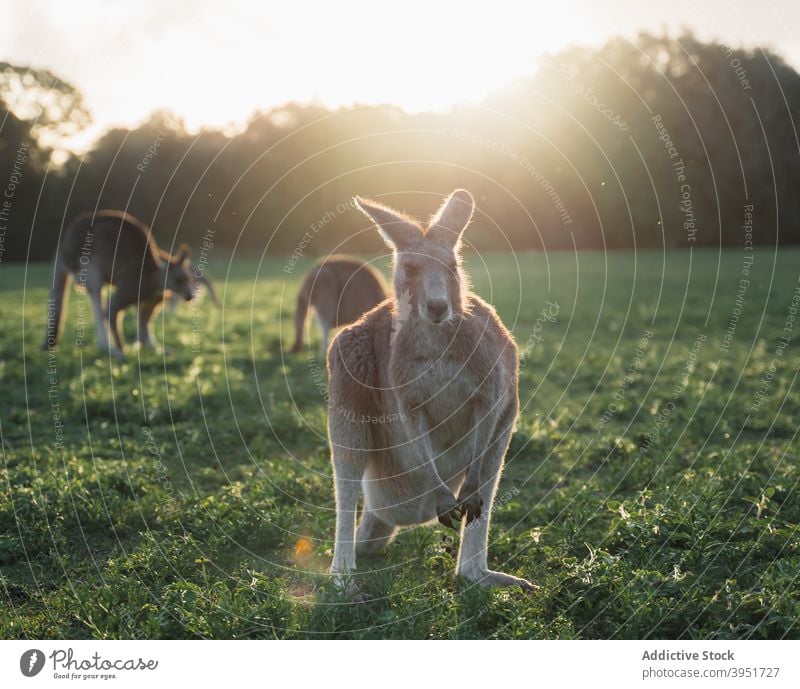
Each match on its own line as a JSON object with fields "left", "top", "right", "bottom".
{"left": 1, "top": 0, "right": 799, "bottom": 260}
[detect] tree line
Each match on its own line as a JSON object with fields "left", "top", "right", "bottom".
{"left": 2, "top": 32, "right": 799, "bottom": 263}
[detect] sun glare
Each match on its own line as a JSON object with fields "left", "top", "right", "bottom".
{"left": 4, "top": 0, "right": 599, "bottom": 142}
{"left": 4, "top": 0, "right": 799, "bottom": 145}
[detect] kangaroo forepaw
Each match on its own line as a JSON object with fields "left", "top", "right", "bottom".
{"left": 456, "top": 489, "right": 483, "bottom": 524}
{"left": 435, "top": 490, "right": 462, "bottom": 530}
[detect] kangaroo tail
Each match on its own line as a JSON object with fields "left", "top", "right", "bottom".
{"left": 42, "top": 259, "right": 71, "bottom": 350}
{"left": 290, "top": 277, "right": 312, "bottom": 353}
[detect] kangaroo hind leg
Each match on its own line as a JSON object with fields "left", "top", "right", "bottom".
{"left": 456, "top": 410, "right": 535, "bottom": 592}
{"left": 356, "top": 510, "right": 396, "bottom": 556}
{"left": 330, "top": 449, "right": 366, "bottom": 593}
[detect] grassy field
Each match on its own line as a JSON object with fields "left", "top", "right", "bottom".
{"left": 1, "top": 247, "right": 799, "bottom": 639}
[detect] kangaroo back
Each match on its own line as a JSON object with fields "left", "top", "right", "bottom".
{"left": 58, "top": 211, "right": 162, "bottom": 282}
{"left": 290, "top": 256, "right": 387, "bottom": 353}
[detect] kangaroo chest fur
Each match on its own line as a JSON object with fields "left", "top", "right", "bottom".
{"left": 391, "top": 325, "right": 480, "bottom": 436}
{"left": 364, "top": 313, "right": 494, "bottom": 525}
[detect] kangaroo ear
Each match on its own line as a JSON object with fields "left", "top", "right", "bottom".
{"left": 354, "top": 196, "right": 422, "bottom": 250}
{"left": 175, "top": 243, "right": 191, "bottom": 265}
{"left": 427, "top": 189, "right": 475, "bottom": 248}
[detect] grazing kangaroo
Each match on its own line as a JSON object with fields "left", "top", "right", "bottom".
{"left": 290, "top": 255, "right": 387, "bottom": 357}
{"left": 327, "top": 190, "right": 533, "bottom": 593}
{"left": 42, "top": 210, "right": 195, "bottom": 359}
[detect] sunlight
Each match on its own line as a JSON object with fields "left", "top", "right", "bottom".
{"left": 7, "top": 0, "right": 799, "bottom": 145}
{"left": 129, "top": 2, "right": 594, "bottom": 128}
{"left": 4, "top": 0, "right": 599, "bottom": 142}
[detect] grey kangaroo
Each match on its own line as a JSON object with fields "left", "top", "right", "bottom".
{"left": 290, "top": 255, "right": 387, "bottom": 356}
{"left": 327, "top": 189, "right": 534, "bottom": 594}
{"left": 42, "top": 210, "right": 195, "bottom": 359}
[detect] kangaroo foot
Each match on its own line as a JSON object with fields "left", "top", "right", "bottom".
{"left": 460, "top": 569, "right": 538, "bottom": 592}
{"left": 330, "top": 572, "right": 368, "bottom": 602}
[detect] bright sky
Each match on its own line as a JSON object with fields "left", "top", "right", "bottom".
{"left": 2, "top": 0, "right": 800, "bottom": 145}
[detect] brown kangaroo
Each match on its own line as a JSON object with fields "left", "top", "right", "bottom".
{"left": 290, "top": 255, "right": 387, "bottom": 357}
{"left": 327, "top": 190, "right": 533, "bottom": 595}
{"left": 42, "top": 210, "right": 195, "bottom": 359}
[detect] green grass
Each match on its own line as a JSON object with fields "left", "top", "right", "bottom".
{"left": 1, "top": 248, "right": 799, "bottom": 639}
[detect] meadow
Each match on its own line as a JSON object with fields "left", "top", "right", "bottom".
{"left": 1, "top": 247, "right": 799, "bottom": 639}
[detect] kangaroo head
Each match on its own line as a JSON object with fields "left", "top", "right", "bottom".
{"left": 355, "top": 189, "right": 474, "bottom": 325}
{"left": 164, "top": 243, "right": 196, "bottom": 301}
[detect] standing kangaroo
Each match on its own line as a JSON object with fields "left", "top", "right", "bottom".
{"left": 290, "top": 255, "right": 387, "bottom": 356}
{"left": 42, "top": 210, "right": 195, "bottom": 359}
{"left": 327, "top": 190, "right": 533, "bottom": 593}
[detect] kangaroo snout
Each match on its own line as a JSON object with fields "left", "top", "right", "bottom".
{"left": 426, "top": 297, "right": 449, "bottom": 323}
